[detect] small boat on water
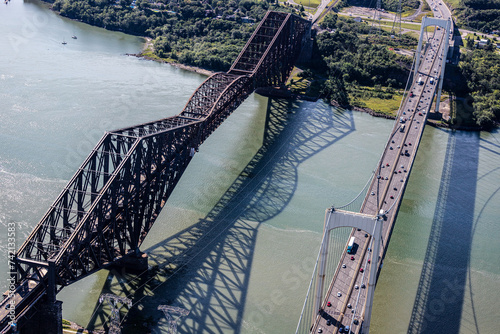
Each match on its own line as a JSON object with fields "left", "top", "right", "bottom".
{"left": 72, "top": 35, "right": 77, "bottom": 39}
{"left": 62, "top": 39, "right": 67, "bottom": 45}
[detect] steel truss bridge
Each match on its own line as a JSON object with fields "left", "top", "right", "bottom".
{"left": 0, "top": 11, "right": 310, "bottom": 334}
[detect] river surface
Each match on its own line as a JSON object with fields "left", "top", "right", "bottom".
{"left": 1, "top": 1, "right": 499, "bottom": 333}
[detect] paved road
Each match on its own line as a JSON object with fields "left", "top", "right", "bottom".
{"left": 404, "top": 1, "right": 424, "bottom": 22}
{"left": 308, "top": 2, "right": 454, "bottom": 333}
{"left": 312, "top": 0, "right": 333, "bottom": 23}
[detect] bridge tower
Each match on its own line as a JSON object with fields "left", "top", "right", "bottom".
{"left": 18, "top": 260, "right": 63, "bottom": 334}
{"left": 414, "top": 16, "right": 451, "bottom": 114}
{"left": 312, "top": 209, "right": 383, "bottom": 333}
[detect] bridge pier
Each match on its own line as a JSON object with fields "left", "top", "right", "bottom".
{"left": 111, "top": 251, "right": 149, "bottom": 273}
{"left": 21, "top": 299, "right": 62, "bottom": 334}
{"left": 297, "top": 23, "right": 313, "bottom": 64}
{"left": 3, "top": 11, "right": 313, "bottom": 333}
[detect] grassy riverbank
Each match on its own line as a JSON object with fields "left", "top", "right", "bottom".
{"left": 135, "top": 37, "right": 215, "bottom": 76}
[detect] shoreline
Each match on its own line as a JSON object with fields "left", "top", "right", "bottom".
{"left": 317, "top": 98, "right": 484, "bottom": 131}
{"left": 350, "top": 103, "right": 485, "bottom": 131}
{"left": 130, "top": 44, "right": 484, "bottom": 132}
{"left": 43, "top": 3, "right": 490, "bottom": 132}
{"left": 128, "top": 37, "right": 215, "bottom": 77}
{"left": 131, "top": 38, "right": 486, "bottom": 132}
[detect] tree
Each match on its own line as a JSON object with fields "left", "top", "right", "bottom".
{"left": 323, "top": 76, "right": 350, "bottom": 107}
{"left": 136, "top": 0, "right": 149, "bottom": 10}
{"left": 466, "top": 37, "right": 475, "bottom": 49}
{"left": 298, "top": 69, "right": 314, "bottom": 80}
{"left": 459, "top": 49, "right": 500, "bottom": 127}
{"left": 472, "top": 90, "right": 500, "bottom": 128}
{"left": 321, "top": 13, "right": 337, "bottom": 30}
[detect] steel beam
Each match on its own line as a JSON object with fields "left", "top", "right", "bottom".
{"left": 5, "top": 12, "right": 311, "bottom": 333}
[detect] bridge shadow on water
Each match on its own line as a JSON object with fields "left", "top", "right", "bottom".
{"left": 86, "top": 97, "right": 356, "bottom": 333}
{"left": 407, "top": 130, "right": 481, "bottom": 334}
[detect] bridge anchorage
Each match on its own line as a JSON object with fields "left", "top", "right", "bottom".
{"left": 0, "top": 11, "right": 311, "bottom": 334}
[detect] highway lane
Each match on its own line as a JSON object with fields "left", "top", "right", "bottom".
{"left": 309, "top": 7, "right": 452, "bottom": 333}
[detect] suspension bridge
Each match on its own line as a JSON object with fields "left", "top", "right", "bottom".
{"left": 0, "top": 11, "right": 311, "bottom": 334}
{"left": 296, "top": 14, "right": 453, "bottom": 334}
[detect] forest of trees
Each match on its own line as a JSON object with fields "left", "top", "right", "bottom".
{"left": 459, "top": 49, "right": 500, "bottom": 128}
{"left": 44, "top": 0, "right": 499, "bottom": 128}
{"left": 344, "top": 0, "right": 420, "bottom": 12}
{"left": 47, "top": 0, "right": 300, "bottom": 71}
{"left": 314, "top": 14, "right": 415, "bottom": 106}
{"left": 454, "top": 0, "right": 500, "bottom": 33}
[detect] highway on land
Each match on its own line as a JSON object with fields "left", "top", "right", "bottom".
{"left": 309, "top": 2, "right": 453, "bottom": 333}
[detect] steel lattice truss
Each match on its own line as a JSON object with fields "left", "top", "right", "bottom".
{"left": 99, "top": 294, "right": 132, "bottom": 334}
{"left": 7, "top": 11, "right": 310, "bottom": 328}
{"left": 158, "top": 305, "right": 190, "bottom": 334}
{"left": 229, "top": 11, "right": 310, "bottom": 88}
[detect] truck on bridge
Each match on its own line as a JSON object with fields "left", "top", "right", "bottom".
{"left": 347, "top": 236, "right": 355, "bottom": 254}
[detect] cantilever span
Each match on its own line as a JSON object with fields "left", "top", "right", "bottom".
{"left": 0, "top": 11, "right": 310, "bottom": 334}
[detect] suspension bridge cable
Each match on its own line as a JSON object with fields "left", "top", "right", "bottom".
{"left": 295, "top": 218, "right": 329, "bottom": 334}
{"left": 336, "top": 47, "right": 417, "bottom": 212}
{"left": 336, "top": 171, "right": 375, "bottom": 210}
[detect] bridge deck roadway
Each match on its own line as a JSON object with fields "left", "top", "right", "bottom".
{"left": 310, "top": 27, "right": 449, "bottom": 334}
